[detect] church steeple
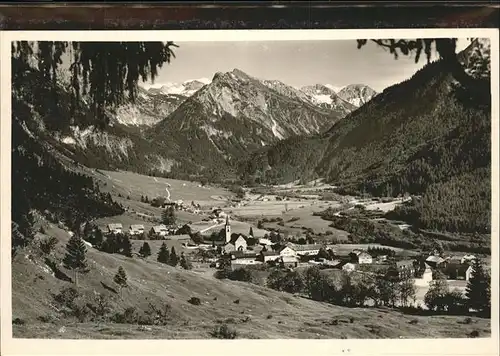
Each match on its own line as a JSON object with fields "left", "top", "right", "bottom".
{"left": 225, "top": 215, "right": 231, "bottom": 243}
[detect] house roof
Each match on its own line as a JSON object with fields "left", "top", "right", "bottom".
{"left": 325, "top": 260, "right": 343, "bottom": 267}
{"left": 289, "top": 244, "right": 323, "bottom": 252}
{"left": 426, "top": 255, "right": 446, "bottom": 264}
{"left": 229, "top": 234, "right": 247, "bottom": 244}
{"left": 355, "top": 251, "right": 372, "bottom": 257}
{"left": 151, "top": 225, "right": 168, "bottom": 232}
{"left": 130, "top": 224, "right": 145, "bottom": 230}
{"left": 107, "top": 223, "right": 123, "bottom": 229}
{"left": 259, "top": 238, "right": 273, "bottom": 245}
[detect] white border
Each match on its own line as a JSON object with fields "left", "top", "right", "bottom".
{"left": 1, "top": 29, "right": 499, "bottom": 356}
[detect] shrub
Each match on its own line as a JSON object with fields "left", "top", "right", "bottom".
{"left": 142, "top": 303, "right": 173, "bottom": 326}
{"left": 91, "top": 293, "right": 112, "bottom": 320}
{"left": 188, "top": 297, "right": 201, "bottom": 306}
{"left": 267, "top": 269, "right": 305, "bottom": 294}
{"left": 445, "top": 289, "right": 469, "bottom": 314}
{"left": 40, "top": 236, "right": 58, "bottom": 255}
{"left": 469, "top": 330, "right": 480, "bottom": 338}
{"left": 228, "top": 268, "right": 253, "bottom": 283}
{"left": 72, "top": 302, "right": 91, "bottom": 322}
{"left": 37, "top": 314, "right": 58, "bottom": 323}
{"left": 211, "top": 324, "right": 238, "bottom": 339}
{"left": 53, "top": 287, "right": 79, "bottom": 308}
{"left": 214, "top": 268, "right": 231, "bottom": 280}
{"left": 112, "top": 306, "right": 140, "bottom": 324}
{"left": 12, "top": 318, "right": 25, "bottom": 325}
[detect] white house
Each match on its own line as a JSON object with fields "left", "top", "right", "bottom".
{"left": 150, "top": 225, "right": 168, "bottom": 237}
{"left": 425, "top": 255, "right": 446, "bottom": 268}
{"left": 231, "top": 251, "right": 260, "bottom": 266}
{"left": 129, "top": 224, "right": 145, "bottom": 236}
{"left": 261, "top": 251, "right": 281, "bottom": 263}
{"left": 289, "top": 244, "right": 322, "bottom": 256}
{"left": 107, "top": 223, "right": 123, "bottom": 235}
{"left": 354, "top": 250, "right": 373, "bottom": 264}
{"left": 462, "top": 254, "right": 477, "bottom": 264}
{"left": 258, "top": 238, "right": 273, "bottom": 246}
{"left": 279, "top": 246, "right": 298, "bottom": 258}
{"left": 280, "top": 255, "right": 299, "bottom": 267}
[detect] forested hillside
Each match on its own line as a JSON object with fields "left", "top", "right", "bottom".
{"left": 240, "top": 43, "right": 491, "bottom": 234}
{"left": 11, "top": 98, "right": 124, "bottom": 254}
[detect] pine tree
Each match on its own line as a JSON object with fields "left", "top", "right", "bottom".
{"left": 169, "top": 246, "right": 179, "bottom": 267}
{"left": 249, "top": 227, "right": 254, "bottom": 237}
{"left": 93, "top": 228, "right": 104, "bottom": 249}
{"left": 161, "top": 206, "right": 176, "bottom": 226}
{"left": 465, "top": 259, "right": 491, "bottom": 314}
{"left": 180, "top": 252, "right": 193, "bottom": 270}
{"left": 140, "top": 195, "right": 144, "bottom": 203}
{"left": 113, "top": 266, "right": 128, "bottom": 297}
{"left": 139, "top": 242, "right": 152, "bottom": 258}
{"left": 157, "top": 242, "right": 170, "bottom": 264}
{"left": 62, "top": 234, "right": 90, "bottom": 286}
{"left": 13, "top": 41, "right": 177, "bottom": 128}
{"left": 120, "top": 235, "right": 133, "bottom": 257}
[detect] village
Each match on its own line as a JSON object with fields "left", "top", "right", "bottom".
{"left": 97, "top": 183, "right": 481, "bottom": 309}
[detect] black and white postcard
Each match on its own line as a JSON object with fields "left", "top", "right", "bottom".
{"left": 1, "top": 27, "right": 498, "bottom": 356}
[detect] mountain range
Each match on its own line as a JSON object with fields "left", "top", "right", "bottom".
{"left": 112, "top": 74, "right": 375, "bottom": 128}
{"left": 144, "top": 68, "right": 358, "bottom": 176}
{"left": 12, "top": 38, "right": 491, "bottom": 235}
{"left": 14, "top": 65, "right": 378, "bottom": 180}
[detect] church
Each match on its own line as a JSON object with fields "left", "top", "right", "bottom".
{"left": 222, "top": 215, "right": 248, "bottom": 254}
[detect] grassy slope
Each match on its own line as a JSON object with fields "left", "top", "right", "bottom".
{"left": 12, "top": 224, "right": 490, "bottom": 340}
{"left": 96, "top": 170, "right": 231, "bottom": 204}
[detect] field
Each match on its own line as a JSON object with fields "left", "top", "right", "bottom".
{"left": 85, "top": 169, "right": 248, "bottom": 237}
{"left": 92, "top": 169, "right": 232, "bottom": 207}
{"left": 11, "top": 224, "right": 491, "bottom": 340}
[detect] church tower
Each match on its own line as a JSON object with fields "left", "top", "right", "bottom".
{"left": 225, "top": 215, "right": 231, "bottom": 243}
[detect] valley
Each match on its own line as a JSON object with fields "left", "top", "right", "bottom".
{"left": 9, "top": 38, "right": 493, "bottom": 341}
{"left": 11, "top": 170, "right": 491, "bottom": 339}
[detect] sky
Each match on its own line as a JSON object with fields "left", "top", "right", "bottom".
{"left": 141, "top": 39, "right": 471, "bottom": 92}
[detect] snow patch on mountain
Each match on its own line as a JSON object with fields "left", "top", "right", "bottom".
{"left": 143, "top": 78, "right": 211, "bottom": 97}
{"left": 270, "top": 118, "right": 285, "bottom": 139}
{"left": 201, "top": 124, "right": 233, "bottom": 139}
{"left": 336, "top": 84, "right": 377, "bottom": 108}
